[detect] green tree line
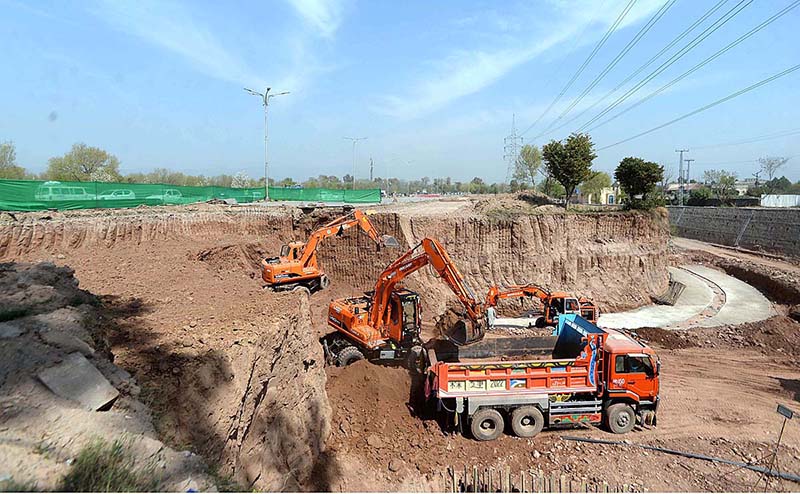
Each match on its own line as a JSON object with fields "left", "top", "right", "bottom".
{"left": 1, "top": 139, "right": 672, "bottom": 209}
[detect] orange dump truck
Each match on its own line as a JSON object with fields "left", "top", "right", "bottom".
{"left": 425, "top": 314, "right": 660, "bottom": 441}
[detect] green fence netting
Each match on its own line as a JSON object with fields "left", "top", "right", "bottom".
{"left": 0, "top": 179, "right": 381, "bottom": 211}
{"left": 267, "top": 187, "right": 380, "bottom": 203}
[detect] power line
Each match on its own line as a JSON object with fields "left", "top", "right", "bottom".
{"left": 540, "top": 0, "right": 732, "bottom": 139}
{"left": 598, "top": 63, "right": 800, "bottom": 150}
{"left": 692, "top": 128, "right": 800, "bottom": 150}
{"left": 520, "top": 0, "right": 637, "bottom": 137}
{"left": 535, "top": 0, "right": 677, "bottom": 139}
{"left": 579, "top": 0, "right": 753, "bottom": 132}
{"left": 588, "top": 0, "right": 800, "bottom": 131}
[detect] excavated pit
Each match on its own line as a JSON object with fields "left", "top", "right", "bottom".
{"left": 0, "top": 203, "right": 671, "bottom": 490}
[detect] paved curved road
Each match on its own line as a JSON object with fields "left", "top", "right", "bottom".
{"left": 599, "top": 264, "right": 775, "bottom": 330}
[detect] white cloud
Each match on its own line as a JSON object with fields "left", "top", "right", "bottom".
{"left": 90, "top": 0, "right": 333, "bottom": 93}
{"left": 374, "top": 0, "right": 665, "bottom": 120}
{"left": 286, "top": 0, "right": 343, "bottom": 38}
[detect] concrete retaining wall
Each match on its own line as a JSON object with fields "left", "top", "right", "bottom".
{"left": 668, "top": 206, "right": 800, "bottom": 257}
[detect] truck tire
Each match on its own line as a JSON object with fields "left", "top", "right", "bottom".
{"left": 337, "top": 346, "right": 364, "bottom": 367}
{"left": 470, "top": 408, "right": 504, "bottom": 441}
{"left": 320, "top": 274, "right": 330, "bottom": 290}
{"left": 511, "top": 406, "right": 544, "bottom": 438}
{"left": 606, "top": 403, "right": 636, "bottom": 434}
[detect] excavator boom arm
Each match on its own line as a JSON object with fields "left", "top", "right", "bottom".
{"left": 486, "top": 284, "right": 551, "bottom": 306}
{"left": 300, "top": 210, "right": 387, "bottom": 266}
{"left": 368, "top": 237, "right": 483, "bottom": 333}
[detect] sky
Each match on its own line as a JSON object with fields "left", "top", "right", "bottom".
{"left": 1, "top": 0, "right": 799, "bottom": 183}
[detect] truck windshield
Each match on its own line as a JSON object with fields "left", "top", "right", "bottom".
{"left": 615, "top": 355, "right": 654, "bottom": 376}
{"left": 280, "top": 245, "right": 290, "bottom": 257}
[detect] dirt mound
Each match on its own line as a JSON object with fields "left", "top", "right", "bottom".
{"left": 0, "top": 262, "right": 94, "bottom": 321}
{"left": 474, "top": 193, "right": 560, "bottom": 218}
{"left": 716, "top": 316, "right": 800, "bottom": 357}
{"left": 196, "top": 242, "right": 268, "bottom": 277}
{"left": 632, "top": 327, "right": 698, "bottom": 350}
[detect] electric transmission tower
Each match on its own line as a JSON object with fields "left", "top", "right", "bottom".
{"left": 504, "top": 114, "right": 523, "bottom": 184}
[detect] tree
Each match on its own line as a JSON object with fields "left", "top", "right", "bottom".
{"left": 231, "top": 171, "right": 251, "bottom": 188}
{"left": 614, "top": 157, "right": 664, "bottom": 210}
{"left": 542, "top": 133, "right": 596, "bottom": 208}
{"left": 513, "top": 144, "right": 542, "bottom": 188}
{"left": 536, "top": 173, "right": 566, "bottom": 198}
{"left": 687, "top": 186, "right": 713, "bottom": 206}
{"left": 758, "top": 156, "right": 789, "bottom": 181}
{"left": 0, "top": 141, "right": 27, "bottom": 179}
{"left": 580, "top": 171, "right": 611, "bottom": 204}
{"left": 703, "top": 169, "right": 738, "bottom": 203}
{"left": 469, "top": 176, "right": 486, "bottom": 194}
{"left": 46, "top": 143, "right": 121, "bottom": 182}
{"left": 764, "top": 176, "right": 793, "bottom": 193}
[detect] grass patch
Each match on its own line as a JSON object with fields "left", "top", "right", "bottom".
{"left": 60, "top": 438, "right": 159, "bottom": 492}
{"left": 0, "top": 308, "right": 29, "bottom": 322}
{"left": 0, "top": 478, "right": 37, "bottom": 492}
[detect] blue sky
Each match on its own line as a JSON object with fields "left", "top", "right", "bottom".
{"left": 1, "top": 0, "right": 798, "bottom": 183}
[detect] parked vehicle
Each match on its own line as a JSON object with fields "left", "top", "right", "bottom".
{"left": 425, "top": 313, "right": 660, "bottom": 441}
{"left": 145, "top": 189, "right": 183, "bottom": 203}
{"left": 34, "top": 181, "right": 94, "bottom": 202}
{"left": 97, "top": 189, "right": 136, "bottom": 200}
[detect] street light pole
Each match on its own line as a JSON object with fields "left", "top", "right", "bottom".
{"left": 245, "top": 87, "right": 289, "bottom": 201}
{"left": 343, "top": 137, "right": 367, "bottom": 190}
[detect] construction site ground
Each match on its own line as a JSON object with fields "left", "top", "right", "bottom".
{"left": 2, "top": 199, "right": 799, "bottom": 492}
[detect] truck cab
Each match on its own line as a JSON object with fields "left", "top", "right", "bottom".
{"left": 603, "top": 332, "right": 660, "bottom": 412}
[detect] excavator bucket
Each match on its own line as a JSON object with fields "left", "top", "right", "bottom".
{"left": 444, "top": 318, "right": 486, "bottom": 346}
{"left": 380, "top": 235, "right": 401, "bottom": 248}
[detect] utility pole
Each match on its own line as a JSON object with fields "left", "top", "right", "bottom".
{"left": 504, "top": 114, "right": 523, "bottom": 185}
{"left": 753, "top": 170, "right": 761, "bottom": 187}
{"left": 343, "top": 137, "right": 367, "bottom": 189}
{"left": 675, "top": 149, "right": 689, "bottom": 206}
{"left": 369, "top": 157, "right": 374, "bottom": 182}
{"left": 244, "top": 87, "right": 290, "bottom": 201}
{"left": 684, "top": 158, "right": 695, "bottom": 185}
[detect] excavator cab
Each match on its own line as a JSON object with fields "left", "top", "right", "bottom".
{"left": 387, "top": 290, "right": 422, "bottom": 347}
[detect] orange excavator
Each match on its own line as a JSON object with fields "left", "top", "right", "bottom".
{"left": 485, "top": 284, "right": 598, "bottom": 327}
{"left": 261, "top": 209, "right": 399, "bottom": 293}
{"left": 324, "top": 237, "right": 486, "bottom": 368}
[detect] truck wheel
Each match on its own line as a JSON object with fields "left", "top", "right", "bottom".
{"left": 606, "top": 403, "right": 636, "bottom": 434}
{"left": 511, "top": 406, "right": 544, "bottom": 438}
{"left": 470, "top": 408, "right": 504, "bottom": 441}
{"left": 336, "top": 346, "right": 364, "bottom": 367}
{"left": 320, "top": 274, "right": 330, "bottom": 290}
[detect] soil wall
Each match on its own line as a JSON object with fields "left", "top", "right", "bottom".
{"left": 1, "top": 206, "right": 670, "bottom": 312}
